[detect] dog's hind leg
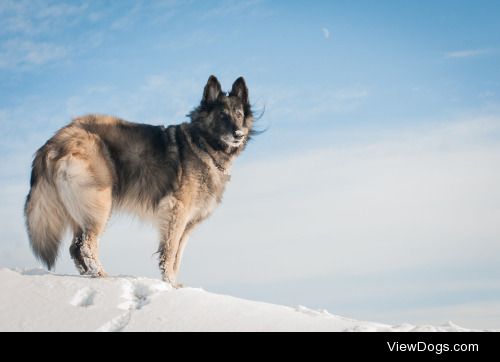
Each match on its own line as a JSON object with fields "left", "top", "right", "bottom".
{"left": 70, "top": 226, "right": 108, "bottom": 277}
{"left": 61, "top": 169, "right": 112, "bottom": 277}
{"left": 69, "top": 224, "right": 87, "bottom": 275}
{"left": 62, "top": 172, "right": 112, "bottom": 277}
{"left": 54, "top": 134, "right": 114, "bottom": 277}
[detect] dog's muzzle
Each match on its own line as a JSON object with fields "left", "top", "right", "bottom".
{"left": 233, "top": 130, "right": 244, "bottom": 141}
{"left": 222, "top": 130, "right": 245, "bottom": 147}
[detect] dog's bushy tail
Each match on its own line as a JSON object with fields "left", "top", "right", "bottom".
{"left": 24, "top": 148, "right": 68, "bottom": 270}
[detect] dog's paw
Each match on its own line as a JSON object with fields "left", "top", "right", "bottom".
{"left": 162, "top": 277, "right": 183, "bottom": 289}
{"left": 81, "top": 268, "right": 107, "bottom": 278}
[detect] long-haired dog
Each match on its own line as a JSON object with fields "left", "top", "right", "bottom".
{"left": 25, "top": 75, "right": 254, "bottom": 286}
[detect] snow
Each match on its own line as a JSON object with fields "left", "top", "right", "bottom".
{"left": 0, "top": 268, "right": 477, "bottom": 332}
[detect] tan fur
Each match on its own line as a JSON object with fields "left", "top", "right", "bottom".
{"left": 24, "top": 76, "right": 254, "bottom": 286}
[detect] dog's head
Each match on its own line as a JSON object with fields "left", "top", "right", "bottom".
{"left": 190, "top": 75, "right": 253, "bottom": 150}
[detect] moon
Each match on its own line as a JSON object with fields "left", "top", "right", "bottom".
{"left": 321, "top": 27, "right": 331, "bottom": 40}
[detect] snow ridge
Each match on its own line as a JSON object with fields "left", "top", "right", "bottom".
{"left": 0, "top": 268, "right": 479, "bottom": 332}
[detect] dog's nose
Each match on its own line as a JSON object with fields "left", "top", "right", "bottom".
{"left": 233, "top": 130, "right": 244, "bottom": 139}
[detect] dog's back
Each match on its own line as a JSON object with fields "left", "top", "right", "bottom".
{"left": 75, "top": 115, "right": 182, "bottom": 210}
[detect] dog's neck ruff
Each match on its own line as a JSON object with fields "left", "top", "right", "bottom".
{"left": 196, "top": 137, "right": 232, "bottom": 175}
{"left": 183, "top": 125, "right": 233, "bottom": 175}
{"left": 211, "top": 156, "right": 228, "bottom": 174}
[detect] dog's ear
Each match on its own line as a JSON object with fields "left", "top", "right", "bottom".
{"left": 202, "top": 75, "right": 222, "bottom": 104}
{"left": 230, "top": 77, "right": 249, "bottom": 104}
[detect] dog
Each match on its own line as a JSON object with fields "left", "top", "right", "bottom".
{"left": 24, "top": 75, "right": 254, "bottom": 287}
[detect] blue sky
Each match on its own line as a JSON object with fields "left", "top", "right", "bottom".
{"left": 1, "top": 0, "right": 500, "bottom": 329}
{"left": 2, "top": 0, "right": 500, "bottom": 133}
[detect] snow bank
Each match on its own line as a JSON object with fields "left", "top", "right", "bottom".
{"left": 0, "top": 268, "right": 473, "bottom": 332}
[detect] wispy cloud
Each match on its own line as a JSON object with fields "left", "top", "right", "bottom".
{"left": 64, "top": 72, "right": 203, "bottom": 123}
{"left": 445, "top": 49, "right": 489, "bottom": 58}
{"left": 0, "top": 0, "right": 95, "bottom": 69}
{"left": 0, "top": 0, "right": 194, "bottom": 70}
{"left": 478, "top": 90, "right": 495, "bottom": 99}
{"left": 257, "top": 84, "right": 370, "bottom": 122}
{"left": 0, "top": 0, "right": 88, "bottom": 36}
{"left": 110, "top": 1, "right": 144, "bottom": 30}
{"left": 200, "top": 0, "right": 268, "bottom": 19}
{"left": 0, "top": 39, "right": 68, "bottom": 68}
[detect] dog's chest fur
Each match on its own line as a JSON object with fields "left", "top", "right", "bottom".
{"left": 181, "top": 156, "right": 232, "bottom": 224}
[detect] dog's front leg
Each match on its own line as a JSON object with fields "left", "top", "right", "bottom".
{"left": 157, "top": 202, "right": 187, "bottom": 287}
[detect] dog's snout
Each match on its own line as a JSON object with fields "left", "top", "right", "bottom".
{"left": 234, "top": 130, "right": 244, "bottom": 139}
